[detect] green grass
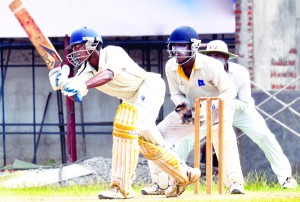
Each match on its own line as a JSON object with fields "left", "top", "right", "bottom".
{"left": 0, "top": 171, "right": 299, "bottom": 202}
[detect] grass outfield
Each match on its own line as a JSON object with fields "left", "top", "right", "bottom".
{"left": 0, "top": 171, "right": 299, "bottom": 201}
{"left": 0, "top": 184, "right": 299, "bottom": 202}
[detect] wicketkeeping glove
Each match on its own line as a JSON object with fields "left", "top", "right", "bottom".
{"left": 175, "top": 103, "right": 194, "bottom": 124}
{"left": 48, "top": 64, "right": 70, "bottom": 90}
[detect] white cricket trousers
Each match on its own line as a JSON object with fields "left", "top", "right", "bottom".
{"left": 149, "top": 107, "right": 244, "bottom": 187}
{"left": 233, "top": 108, "right": 292, "bottom": 184}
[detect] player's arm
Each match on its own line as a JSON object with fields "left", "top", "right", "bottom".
{"left": 165, "top": 61, "right": 192, "bottom": 108}
{"left": 85, "top": 69, "right": 113, "bottom": 89}
{"left": 208, "top": 60, "right": 236, "bottom": 107}
{"left": 232, "top": 67, "right": 255, "bottom": 111}
{"left": 60, "top": 69, "right": 113, "bottom": 102}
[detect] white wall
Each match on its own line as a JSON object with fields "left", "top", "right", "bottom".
{"left": 235, "top": 0, "right": 300, "bottom": 90}
{"left": 253, "top": 0, "right": 300, "bottom": 90}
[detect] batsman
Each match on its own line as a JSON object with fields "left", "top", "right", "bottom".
{"left": 48, "top": 27, "right": 200, "bottom": 199}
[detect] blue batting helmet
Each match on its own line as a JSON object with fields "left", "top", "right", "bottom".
{"left": 65, "top": 27, "right": 103, "bottom": 50}
{"left": 167, "top": 26, "right": 199, "bottom": 44}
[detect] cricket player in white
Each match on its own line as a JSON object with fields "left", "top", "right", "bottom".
{"left": 142, "top": 26, "right": 245, "bottom": 195}
{"left": 199, "top": 40, "right": 298, "bottom": 189}
{"left": 48, "top": 27, "right": 200, "bottom": 199}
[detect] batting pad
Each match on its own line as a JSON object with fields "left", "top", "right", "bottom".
{"left": 111, "top": 102, "right": 139, "bottom": 197}
{"left": 138, "top": 138, "right": 188, "bottom": 185}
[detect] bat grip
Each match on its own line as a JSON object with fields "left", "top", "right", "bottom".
{"left": 74, "top": 94, "right": 82, "bottom": 102}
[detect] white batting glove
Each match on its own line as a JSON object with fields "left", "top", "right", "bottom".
{"left": 61, "top": 77, "right": 88, "bottom": 98}
{"left": 48, "top": 64, "right": 70, "bottom": 90}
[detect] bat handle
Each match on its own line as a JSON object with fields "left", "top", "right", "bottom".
{"left": 74, "top": 94, "right": 82, "bottom": 102}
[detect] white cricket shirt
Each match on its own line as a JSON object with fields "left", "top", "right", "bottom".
{"left": 228, "top": 61, "right": 255, "bottom": 111}
{"left": 76, "top": 45, "right": 158, "bottom": 100}
{"left": 165, "top": 52, "right": 236, "bottom": 108}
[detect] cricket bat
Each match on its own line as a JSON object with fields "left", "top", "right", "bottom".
{"left": 9, "top": 0, "right": 82, "bottom": 102}
{"left": 9, "top": 0, "right": 62, "bottom": 70}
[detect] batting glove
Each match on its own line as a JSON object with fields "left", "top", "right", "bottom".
{"left": 49, "top": 64, "right": 70, "bottom": 90}
{"left": 61, "top": 77, "right": 88, "bottom": 98}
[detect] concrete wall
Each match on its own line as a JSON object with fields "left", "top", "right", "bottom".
{"left": 236, "top": 0, "right": 300, "bottom": 90}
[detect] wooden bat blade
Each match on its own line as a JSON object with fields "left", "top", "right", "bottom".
{"left": 9, "top": 0, "right": 62, "bottom": 70}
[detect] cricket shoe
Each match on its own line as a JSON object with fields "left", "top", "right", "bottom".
{"left": 141, "top": 183, "right": 167, "bottom": 195}
{"left": 98, "top": 186, "right": 136, "bottom": 199}
{"left": 165, "top": 167, "right": 201, "bottom": 197}
{"left": 227, "top": 182, "right": 245, "bottom": 194}
{"left": 281, "top": 177, "right": 298, "bottom": 189}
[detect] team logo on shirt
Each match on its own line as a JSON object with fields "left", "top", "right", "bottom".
{"left": 141, "top": 95, "right": 145, "bottom": 101}
{"left": 212, "top": 104, "right": 216, "bottom": 110}
{"left": 198, "top": 79, "right": 205, "bottom": 86}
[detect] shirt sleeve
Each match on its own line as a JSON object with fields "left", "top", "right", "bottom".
{"left": 233, "top": 66, "right": 255, "bottom": 111}
{"left": 101, "top": 46, "right": 129, "bottom": 75}
{"left": 103, "top": 46, "right": 149, "bottom": 79}
{"left": 165, "top": 60, "right": 192, "bottom": 108}
{"left": 205, "top": 59, "right": 236, "bottom": 107}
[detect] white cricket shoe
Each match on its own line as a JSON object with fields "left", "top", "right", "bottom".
{"left": 227, "top": 182, "right": 245, "bottom": 194}
{"left": 165, "top": 168, "right": 201, "bottom": 197}
{"left": 98, "top": 186, "right": 136, "bottom": 199}
{"left": 281, "top": 177, "right": 298, "bottom": 189}
{"left": 141, "top": 183, "right": 167, "bottom": 195}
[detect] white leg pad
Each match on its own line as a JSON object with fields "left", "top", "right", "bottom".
{"left": 111, "top": 135, "right": 139, "bottom": 195}
{"left": 110, "top": 102, "right": 139, "bottom": 197}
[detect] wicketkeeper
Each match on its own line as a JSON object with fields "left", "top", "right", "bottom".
{"left": 142, "top": 26, "right": 245, "bottom": 195}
